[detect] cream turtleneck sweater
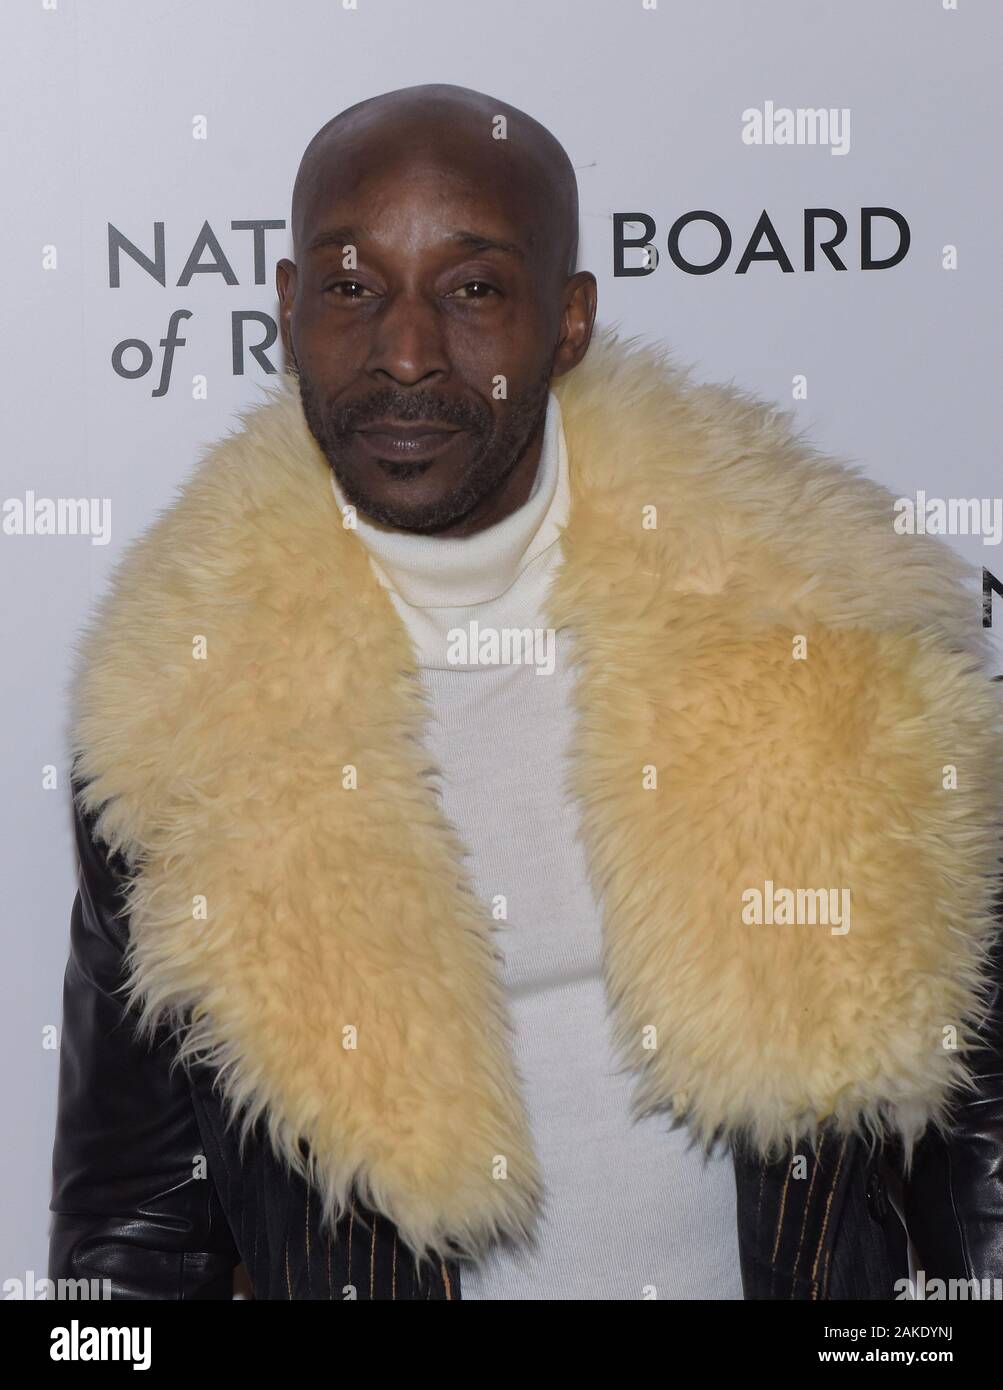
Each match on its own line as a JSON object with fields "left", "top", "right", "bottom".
{"left": 331, "top": 392, "right": 742, "bottom": 1300}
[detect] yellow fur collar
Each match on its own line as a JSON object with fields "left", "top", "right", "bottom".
{"left": 70, "top": 327, "right": 1003, "bottom": 1262}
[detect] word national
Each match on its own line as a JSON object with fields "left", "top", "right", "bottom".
{"left": 741, "top": 881, "right": 851, "bottom": 935}
{"left": 445, "top": 622, "right": 556, "bottom": 675}
{"left": 893, "top": 490, "right": 1002, "bottom": 545}
{"left": 742, "top": 101, "right": 851, "bottom": 155}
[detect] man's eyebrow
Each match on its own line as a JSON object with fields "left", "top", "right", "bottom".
{"left": 304, "top": 225, "right": 526, "bottom": 260}
{"left": 305, "top": 225, "right": 361, "bottom": 255}
{"left": 448, "top": 230, "right": 526, "bottom": 260}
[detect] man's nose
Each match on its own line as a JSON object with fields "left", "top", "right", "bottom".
{"left": 365, "top": 290, "right": 450, "bottom": 386}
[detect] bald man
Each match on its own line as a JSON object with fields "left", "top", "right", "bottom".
{"left": 275, "top": 84, "right": 740, "bottom": 1301}
{"left": 51, "top": 85, "right": 1003, "bottom": 1303}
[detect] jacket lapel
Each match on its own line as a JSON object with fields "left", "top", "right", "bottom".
{"left": 71, "top": 327, "right": 1003, "bottom": 1264}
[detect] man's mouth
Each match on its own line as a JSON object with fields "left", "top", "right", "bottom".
{"left": 356, "top": 421, "right": 464, "bottom": 460}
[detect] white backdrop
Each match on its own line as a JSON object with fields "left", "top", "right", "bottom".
{"left": 2, "top": 0, "right": 1001, "bottom": 1291}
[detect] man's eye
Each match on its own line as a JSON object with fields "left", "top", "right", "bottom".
{"left": 324, "top": 281, "right": 374, "bottom": 298}
{"left": 448, "top": 281, "right": 499, "bottom": 299}
{"left": 322, "top": 280, "right": 497, "bottom": 300}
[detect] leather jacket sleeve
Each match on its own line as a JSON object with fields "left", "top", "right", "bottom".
{"left": 48, "top": 784, "right": 240, "bottom": 1300}
{"left": 900, "top": 877, "right": 1003, "bottom": 1285}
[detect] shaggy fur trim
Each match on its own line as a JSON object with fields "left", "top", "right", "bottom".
{"left": 70, "top": 326, "right": 1003, "bottom": 1259}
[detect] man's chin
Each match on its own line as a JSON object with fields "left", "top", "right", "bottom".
{"left": 334, "top": 475, "right": 479, "bottom": 534}
{"left": 371, "top": 457, "right": 437, "bottom": 484}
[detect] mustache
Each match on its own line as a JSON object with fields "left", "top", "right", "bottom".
{"left": 330, "top": 391, "right": 491, "bottom": 436}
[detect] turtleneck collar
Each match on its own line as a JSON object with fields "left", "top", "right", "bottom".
{"left": 330, "top": 390, "right": 568, "bottom": 613}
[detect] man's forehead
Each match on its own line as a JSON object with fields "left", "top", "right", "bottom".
{"left": 304, "top": 221, "right": 530, "bottom": 261}
{"left": 297, "top": 148, "right": 543, "bottom": 261}
{"left": 298, "top": 137, "right": 538, "bottom": 238}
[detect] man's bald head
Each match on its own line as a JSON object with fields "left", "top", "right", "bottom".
{"left": 291, "top": 83, "right": 580, "bottom": 284}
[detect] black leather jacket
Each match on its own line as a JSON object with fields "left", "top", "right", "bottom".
{"left": 49, "top": 789, "right": 1003, "bottom": 1300}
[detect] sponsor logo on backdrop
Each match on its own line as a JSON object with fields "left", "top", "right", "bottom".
{"left": 104, "top": 205, "right": 913, "bottom": 395}
{"left": 108, "top": 219, "right": 287, "bottom": 394}
{"left": 613, "top": 207, "right": 910, "bottom": 276}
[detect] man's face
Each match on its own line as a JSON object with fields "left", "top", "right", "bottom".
{"left": 278, "top": 149, "right": 562, "bottom": 533}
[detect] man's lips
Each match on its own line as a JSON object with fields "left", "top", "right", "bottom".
{"left": 355, "top": 422, "right": 464, "bottom": 460}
